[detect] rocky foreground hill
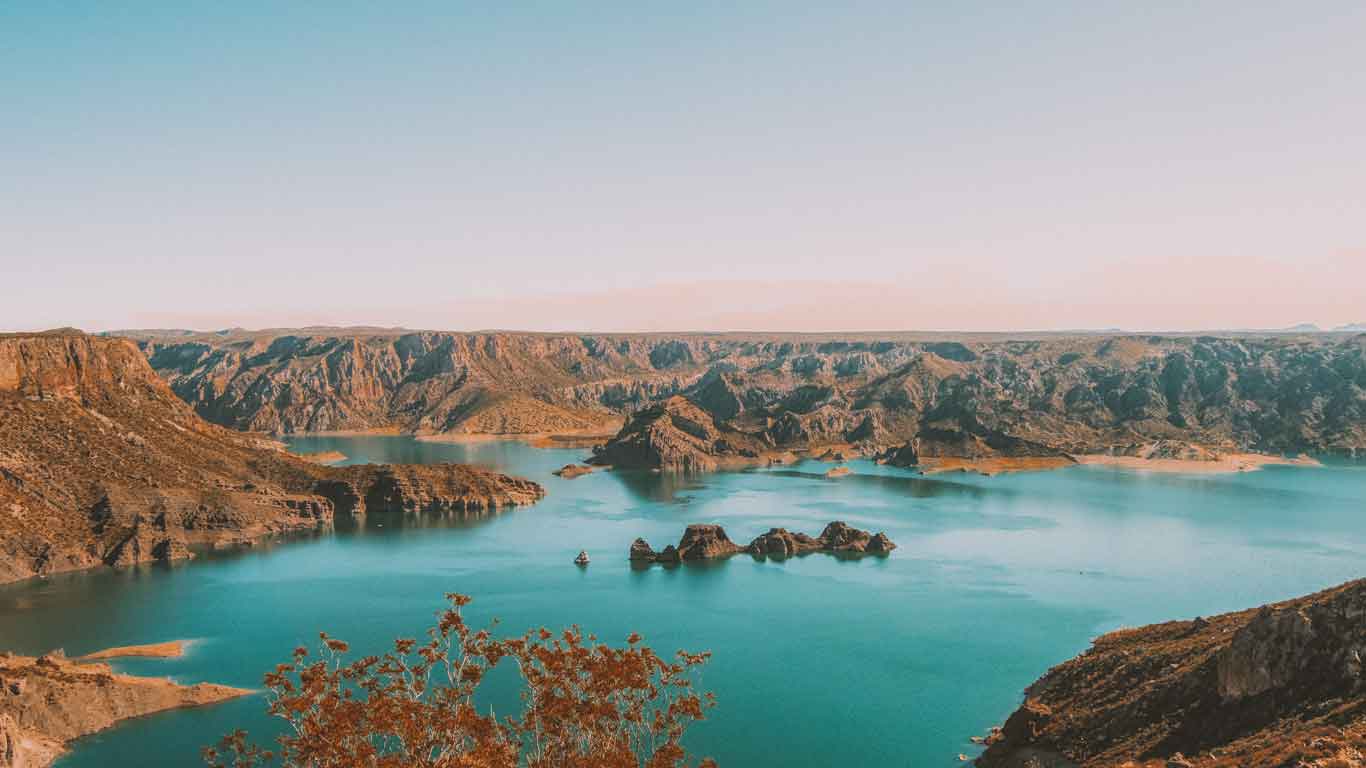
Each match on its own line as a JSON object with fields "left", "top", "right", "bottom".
{"left": 978, "top": 578, "right": 1366, "bottom": 768}
{"left": 0, "top": 331, "right": 543, "bottom": 584}
{"left": 132, "top": 328, "right": 1366, "bottom": 468}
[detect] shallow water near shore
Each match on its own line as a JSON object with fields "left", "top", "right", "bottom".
{"left": 3, "top": 437, "right": 1365, "bottom": 767}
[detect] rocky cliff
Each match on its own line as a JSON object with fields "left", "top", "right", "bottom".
{"left": 0, "top": 649, "right": 249, "bottom": 768}
{"left": 978, "top": 578, "right": 1366, "bottom": 768}
{"left": 0, "top": 332, "right": 543, "bottom": 584}
{"left": 132, "top": 329, "right": 1366, "bottom": 464}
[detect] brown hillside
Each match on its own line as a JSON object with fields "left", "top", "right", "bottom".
{"left": 0, "top": 332, "right": 542, "bottom": 584}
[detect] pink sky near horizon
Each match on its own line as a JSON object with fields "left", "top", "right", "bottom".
{"left": 115, "top": 258, "right": 1365, "bottom": 335}
{"left": 3, "top": 3, "right": 1365, "bottom": 334}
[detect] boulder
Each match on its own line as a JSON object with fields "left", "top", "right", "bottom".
{"left": 628, "top": 538, "right": 657, "bottom": 561}
{"left": 746, "top": 528, "right": 821, "bottom": 558}
{"left": 676, "top": 524, "right": 740, "bottom": 560}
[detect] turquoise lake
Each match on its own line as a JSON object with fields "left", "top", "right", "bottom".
{"left": 2, "top": 437, "right": 1364, "bottom": 767}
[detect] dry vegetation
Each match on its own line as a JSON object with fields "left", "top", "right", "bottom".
{"left": 204, "top": 594, "right": 717, "bottom": 768}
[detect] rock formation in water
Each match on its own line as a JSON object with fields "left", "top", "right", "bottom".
{"left": 0, "top": 331, "right": 544, "bottom": 585}
{"left": 128, "top": 329, "right": 1366, "bottom": 467}
{"left": 977, "top": 578, "right": 1366, "bottom": 768}
{"left": 632, "top": 521, "right": 895, "bottom": 565}
{"left": 0, "top": 648, "right": 249, "bottom": 768}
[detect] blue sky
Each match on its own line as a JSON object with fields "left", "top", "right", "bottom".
{"left": 2, "top": 1, "right": 1363, "bottom": 331}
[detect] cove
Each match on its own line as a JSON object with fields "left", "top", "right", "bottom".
{"left": 2, "top": 436, "right": 1364, "bottom": 767}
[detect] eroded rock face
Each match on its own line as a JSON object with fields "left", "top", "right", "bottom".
{"left": 590, "top": 396, "right": 763, "bottom": 471}
{"left": 137, "top": 329, "right": 1366, "bottom": 458}
{"left": 979, "top": 578, "right": 1366, "bottom": 768}
{"left": 1217, "top": 587, "right": 1366, "bottom": 701}
{"left": 631, "top": 521, "right": 896, "bottom": 564}
{"left": 0, "top": 332, "right": 544, "bottom": 585}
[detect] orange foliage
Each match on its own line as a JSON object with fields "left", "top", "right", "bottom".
{"left": 204, "top": 594, "right": 717, "bottom": 768}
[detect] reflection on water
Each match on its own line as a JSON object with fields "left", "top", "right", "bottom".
{"left": 2, "top": 437, "right": 1363, "bottom": 768}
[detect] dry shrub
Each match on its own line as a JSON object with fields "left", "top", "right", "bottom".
{"left": 204, "top": 593, "right": 716, "bottom": 768}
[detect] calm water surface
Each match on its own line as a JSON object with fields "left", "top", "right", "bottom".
{"left": 3, "top": 437, "right": 1364, "bottom": 767}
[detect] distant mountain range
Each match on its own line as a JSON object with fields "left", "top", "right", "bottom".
{"left": 128, "top": 328, "right": 1366, "bottom": 465}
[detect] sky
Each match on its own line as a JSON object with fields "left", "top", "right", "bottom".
{"left": 2, "top": 1, "right": 1363, "bottom": 333}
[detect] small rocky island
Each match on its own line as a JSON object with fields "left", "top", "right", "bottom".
{"left": 630, "top": 521, "right": 896, "bottom": 565}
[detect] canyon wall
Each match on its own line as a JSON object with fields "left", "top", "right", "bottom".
{"left": 134, "top": 329, "right": 1366, "bottom": 462}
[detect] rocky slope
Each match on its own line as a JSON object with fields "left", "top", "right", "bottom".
{"left": 0, "top": 332, "right": 543, "bottom": 584}
{"left": 0, "top": 648, "right": 249, "bottom": 768}
{"left": 978, "top": 578, "right": 1366, "bottom": 768}
{"left": 131, "top": 329, "right": 1366, "bottom": 466}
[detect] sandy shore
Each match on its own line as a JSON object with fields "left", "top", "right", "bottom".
{"left": 916, "top": 456, "right": 1079, "bottom": 476}
{"left": 416, "top": 424, "right": 621, "bottom": 450}
{"left": 293, "top": 426, "right": 402, "bottom": 436}
{"left": 76, "top": 640, "right": 188, "bottom": 661}
{"left": 295, "top": 450, "right": 348, "bottom": 464}
{"left": 1075, "top": 452, "right": 1321, "bottom": 474}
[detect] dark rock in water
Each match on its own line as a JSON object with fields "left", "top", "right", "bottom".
{"left": 628, "top": 538, "right": 657, "bottom": 561}
{"left": 879, "top": 442, "right": 920, "bottom": 467}
{"left": 676, "top": 524, "right": 741, "bottom": 560}
{"left": 746, "top": 528, "right": 821, "bottom": 558}
{"left": 631, "top": 521, "right": 896, "bottom": 564}
{"left": 867, "top": 532, "right": 896, "bottom": 554}
{"left": 819, "top": 521, "right": 877, "bottom": 553}
{"left": 553, "top": 464, "right": 594, "bottom": 479}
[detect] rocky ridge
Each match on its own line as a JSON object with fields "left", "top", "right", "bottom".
{"left": 629, "top": 521, "right": 895, "bottom": 565}
{"left": 0, "top": 332, "right": 543, "bottom": 584}
{"left": 978, "top": 578, "right": 1366, "bottom": 768}
{"left": 0, "top": 648, "right": 249, "bottom": 768}
{"left": 131, "top": 329, "right": 1366, "bottom": 468}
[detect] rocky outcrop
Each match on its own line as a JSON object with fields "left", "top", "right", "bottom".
{"left": 0, "top": 332, "right": 543, "bottom": 584}
{"left": 0, "top": 648, "right": 249, "bottom": 768}
{"left": 589, "top": 396, "right": 766, "bottom": 471}
{"left": 632, "top": 521, "right": 896, "bottom": 564}
{"left": 553, "top": 464, "right": 594, "bottom": 479}
{"left": 313, "top": 464, "right": 544, "bottom": 523}
{"left": 628, "top": 538, "right": 657, "bottom": 562}
{"left": 131, "top": 329, "right": 1366, "bottom": 459}
{"left": 978, "top": 578, "right": 1366, "bottom": 768}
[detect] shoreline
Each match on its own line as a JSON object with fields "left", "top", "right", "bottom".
{"left": 914, "top": 456, "right": 1079, "bottom": 476}
{"left": 76, "top": 640, "right": 188, "bottom": 661}
{"left": 0, "top": 647, "right": 251, "bottom": 768}
{"left": 415, "top": 425, "right": 621, "bottom": 449}
{"left": 296, "top": 450, "right": 348, "bottom": 464}
{"left": 280, "top": 429, "right": 1335, "bottom": 479}
{"left": 1074, "top": 452, "right": 1321, "bottom": 474}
